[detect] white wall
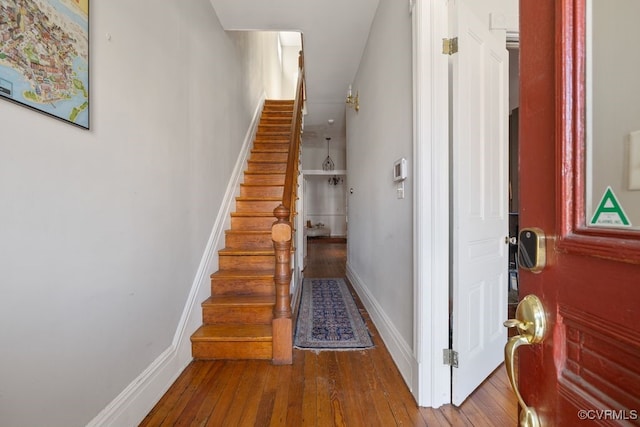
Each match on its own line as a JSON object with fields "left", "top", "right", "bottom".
{"left": 346, "top": 0, "right": 414, "bottom": 352}
{"left": 301, "top": 134, "right": 347, "bottom": 237}
{"left": 0, "top": 1, "right": 272, "bottom": 426}
{"left": 260, "top": 32, "right": 283, "bottom": 99}
{"left": 281, "top": 44, "right": 301, "bottom": 99}
{"left": 304, "top": 175, "right": 347, "bottom": 237}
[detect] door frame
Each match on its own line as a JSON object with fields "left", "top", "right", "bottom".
{"left": 412, "top": 0, "right": 451, "bottom": 407}
{"left": 412, "top": 0, "right": 519, "bottom": 407}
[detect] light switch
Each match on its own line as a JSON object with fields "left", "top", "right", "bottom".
{"left": 396, "top": 182, "right": 405, "bottom": 199}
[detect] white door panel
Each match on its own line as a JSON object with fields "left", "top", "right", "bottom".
{"left": 451, "top": 0, "right": 509, "bottom": 406}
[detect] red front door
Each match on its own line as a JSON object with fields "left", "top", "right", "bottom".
{"left": 515, "top": 0, "right": 640, "bottom": 425}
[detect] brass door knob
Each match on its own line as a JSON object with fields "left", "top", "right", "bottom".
{"left": 503, "top": 295, "right": 548, "bottom": 427}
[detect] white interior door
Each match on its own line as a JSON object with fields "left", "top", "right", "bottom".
{"left": 451, "top": 0, "right": 509, "bottom": 405}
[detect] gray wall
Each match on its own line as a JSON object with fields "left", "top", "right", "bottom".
{"left": 590, "top": 0, "right": 640, "bottom": 227}
{"left": 0, "top": 1, "right": 271, "bottom": 425}
{"left": 346, "top": 0, "right": 414, "bottom": 348}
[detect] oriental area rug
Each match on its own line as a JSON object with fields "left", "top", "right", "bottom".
{"left": 294, "top": 278, "right": 374, "bottom": 350}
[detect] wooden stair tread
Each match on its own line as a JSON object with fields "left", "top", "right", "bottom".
{"left": 225, "top": 229, "right": 271, "bottom": 234}
{"left": 219, "top": 248, "right": 274, "bottom": 256}
{"left": 211, "top": 269, "right": 274, "bottom": 279}
{"left": 252, "top": 148, "right": 289, "bottom": 153}
{"left": 262, "top": 111, "right": 293, "bottom": 118}
{"left": 241, "top": 182, "right": 284, "bottom": 185}
{"left": 252, "top": 142, "right": 289, "bottom": 146}
{"left": 202, "top": 295, "right": 275, "bottom": 306}
{"left": 258, "top": 122, "right": 291, "bottom": 127}
{"left": 244, "top": 170, "right": 285, "bottom": 175}
{"left": 240, "top": 183, "right": 284, "bottom": 188}
{"left": 235, "top": 196, "right": 281, "bottom": 201}
{"left": 191, "top": 324, "right": 272, "bottom": 341}
{"left": 253, "top": 138, "right": 289, "bottom": 142}
{"left": 248, "top": 159, "right": 287, "bottom": 165}
{"left": 230, "top": 211, "right": 277, "bottom": 217}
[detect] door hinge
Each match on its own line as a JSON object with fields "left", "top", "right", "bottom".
{"left": 442, "top": 37, "right": 459, "bottom": 55}
{"left": 443, "top": 349, "right": 459, "bottom": 368}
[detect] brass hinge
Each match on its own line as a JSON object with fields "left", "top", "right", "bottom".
{"left": 442, "top": 37, "right": 459, "bottom": 55}
{"left": 443, "top": 349, "right": 459, "bottom": 368}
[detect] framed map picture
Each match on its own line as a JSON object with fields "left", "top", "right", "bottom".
{"left": 0, "top": 0, "right": 89, "bottom": 129}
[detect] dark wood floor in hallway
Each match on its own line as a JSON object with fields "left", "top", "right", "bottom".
{"left": 139, "top": 239, "right": 517, "bottom": 426}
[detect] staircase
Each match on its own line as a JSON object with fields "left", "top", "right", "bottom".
{"left": 190, "top": 99, "right": 295, "bottom": 361}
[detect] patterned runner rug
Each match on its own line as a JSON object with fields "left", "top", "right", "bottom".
{"left": 294, "top": 278, "right": 374, "bottom": 350}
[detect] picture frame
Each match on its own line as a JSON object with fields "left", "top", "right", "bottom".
{"left": 0, "top": 0, "right": 89, "bottom": 129}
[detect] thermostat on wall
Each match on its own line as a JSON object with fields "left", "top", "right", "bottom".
{"left": 393, "top": 158, "right": 407, "bottom": 182}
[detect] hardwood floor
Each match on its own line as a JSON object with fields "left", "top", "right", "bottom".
{"left": 140, "top": 239, "right": 517, "bottom": 426}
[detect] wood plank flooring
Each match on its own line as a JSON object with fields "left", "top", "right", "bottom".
{"left": 140, "top": 239, "right": 518, "bottom": 426}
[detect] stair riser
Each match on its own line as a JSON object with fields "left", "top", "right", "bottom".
{"left": 243, "top": 174, "right": 285, "bottom": 185}
{"left": 211, "top": 277, "right": 275, "bottom": 297}
{"left": 258, "top": 125, "right": 291, "bottom": 133}
{"left": 252, "top": 145, "right": 289, "bottom": 152}
{"left": 247, "top": 162, "right": 286, "bottom": 173}
{"left": 231, "top": 216, "right": 275, "bottom": 230}
{"left": 202, "top": 305, "right": 274, "bottom": 325}
{"left": 253, "top": 136, "right": 291, "bottom": 148}
{"left": 236, "top": 199, "right": 282, "bottom": 213}
{"left": 263, "top": 105, "right": 294, "bottom": 112}
{"left": 250, "top": 152, "right": 289, "bottom": 162}
{"left": 262, "top": 106, "right": 293, "bottom": 114}
{"left": 260, "top": 119, "right": 291, "bottom": 126}
{"left": 225, "top": 232, "right": 273, "bottom": 249}
{"left": 254, "top": 140, "right": 290, "bottom": 147}
{"left": 192, "top": 341, "right": 272, "bottom": 360}
{"left": 240, "top": 185, "right": 284, "bottom": 198}
{"left": 253, "top": 142, "right": 290, "bottom": 151}
{"left": 219, "top": 255, "right": 275, "bottom": 270}
{"left": 259, "top": 115, "right": 291, "bottom": 122}
{"left": 256, "top": 132, "right": 290, "bottom": 139}
{"left": 255, "top": 135, "right": 289, "bottom": 142}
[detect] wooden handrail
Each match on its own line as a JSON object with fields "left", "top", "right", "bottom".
{"left": 281, "top": 52, "right": 305, "bottom": 215}
{"left": 271, "top": 49, "right": 305, "bottom": 365}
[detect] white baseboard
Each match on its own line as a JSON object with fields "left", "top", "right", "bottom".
{"left": 86, "top": 95, "right": 266, "bottom": 427}
{"left": 346, "top": 262, "right": 418, "bottom": 396}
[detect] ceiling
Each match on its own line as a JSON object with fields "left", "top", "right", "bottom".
{"left": 209, "top": 0, "right": 381, "bottom": 147}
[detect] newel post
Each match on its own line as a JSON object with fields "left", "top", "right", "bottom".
{"left": 271, "top": 204, "right": 292, "bottom": 364}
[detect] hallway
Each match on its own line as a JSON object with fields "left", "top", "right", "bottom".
{"left": 139, "top": 240, "right": 517, "bottom": 426}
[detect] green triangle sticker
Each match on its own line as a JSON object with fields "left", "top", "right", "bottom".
{"left": 590, "top": 186, "right": 631, "bottom": 227}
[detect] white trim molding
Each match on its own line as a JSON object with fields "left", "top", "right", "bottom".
{"left": 87, "top": 95, "right": 266, "bottom": 427}
{"left": 412, "top": 0, "right": 451, "bottom": 408}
